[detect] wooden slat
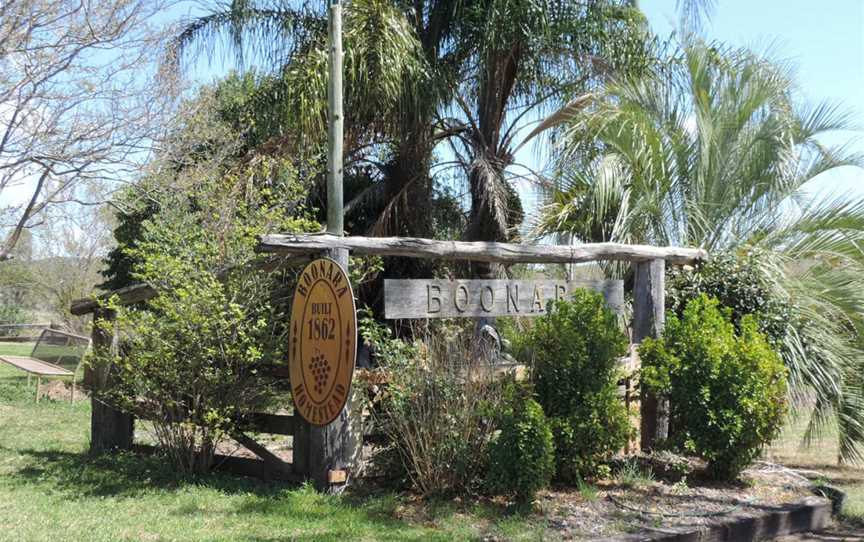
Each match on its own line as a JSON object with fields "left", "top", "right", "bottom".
{"left": 245, "top": 412, "right": 295, "bottom": 435}
{"left": 71, "top": 283, "right": 157, "bottom": 316}
{"left": 259, "top": 233, "right": 708, "bottom": 265}
{"left": 135, "top": 406, "right": 295, "bottom": 436}
{"left": 0, "top": 355, "right": 73, "bottom": 376}
{"left": 231, "top": 431, "right": 294, "bottom": 476}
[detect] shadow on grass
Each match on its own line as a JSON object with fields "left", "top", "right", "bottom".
{"left": 3, "top": 445, "right": 299, "bottom": 499}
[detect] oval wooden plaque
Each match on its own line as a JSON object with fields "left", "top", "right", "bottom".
{"left": 289, "top": 258, "right": 357, "bottom": 426}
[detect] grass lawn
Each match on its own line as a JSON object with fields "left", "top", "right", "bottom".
{"left": 2, "top": 338, "right": 861, "bottom": 541}
{"left": 0, "top": 342, "right": 37, "bottom": 357}
{"left": 0, "top": 346, "right": 544, "bottom": 542}
{"left": 765, "top": 410, "right": 864, "bottom": 529}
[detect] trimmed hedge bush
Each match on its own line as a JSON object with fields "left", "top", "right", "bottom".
{"left": 528, "top": 290, "right": 631, "bottom": 482}
{"left": 640, "top": 295, "right": 788, "bottom": 479}
{"left": 487, "top": 388, "right": 555, "bottom": 505}
{"left": 667, "top": 249, "right": 792, "bottom": 348}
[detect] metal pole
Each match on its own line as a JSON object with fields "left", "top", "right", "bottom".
{"left": 327, "top": 0, "right": 344, "bottom": 238}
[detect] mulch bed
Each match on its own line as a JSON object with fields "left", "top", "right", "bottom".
{"left": 535, "top": 461, "right": 827, "bottom": 540}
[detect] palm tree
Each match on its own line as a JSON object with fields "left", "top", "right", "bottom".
{"left": 441, "top": 0, "right": 649, "bottom": 277}
{"left": 171, "top": 0, "right": 436, "bottom": 239}
{"left": 172, "top": 2, "right": 654, "bottom": 257}
{"left": 537, "top": 39, "right": 864, "bottom": 462}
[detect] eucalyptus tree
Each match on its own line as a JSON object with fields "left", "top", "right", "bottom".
{"left": 537, "top": 40, "right": 864, "bottom": 461}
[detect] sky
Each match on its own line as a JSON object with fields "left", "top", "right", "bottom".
{"left": 641, "top": 0, "right": 864, "bottom": 198}
{"left": 4, "top": 1, "right": 863, "bottom": 221}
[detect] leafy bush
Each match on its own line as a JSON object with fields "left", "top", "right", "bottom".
{"left": 528, "top": 290, "right": 631, "bottom": 482}
{"left": 95, "top": 156, "right": 317, "bottom": 473}
{"left": 365, "top": 321, "right": 508, "bottom": 496}
{"left": 640, "top": 295, "right": 788, "bottom": 479}
{"left": 667, "top": 249, "right": 792, "bottom": 348}
{"left": 486, "top": 387, "right": 555, "bottom": 505}
{"left": 0, "top": 305, "right": 29, "bottom": 336}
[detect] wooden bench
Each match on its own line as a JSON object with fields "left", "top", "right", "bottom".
{"left": 0, "top": 329, "right": 91, "bottom": 402}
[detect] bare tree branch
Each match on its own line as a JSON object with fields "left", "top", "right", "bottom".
{"left": 0, "top": 0, "right": 179, "bottom": 259}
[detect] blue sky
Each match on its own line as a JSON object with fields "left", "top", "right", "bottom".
{"left": 641, "top": 0, "right": 864, "bottom": 198}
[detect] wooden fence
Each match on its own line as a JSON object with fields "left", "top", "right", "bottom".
{"left": 71, "top": 234, "right": 707, "bottom": 489}
{"left": 0, "top": 323, "right": 52, "bottom": 342}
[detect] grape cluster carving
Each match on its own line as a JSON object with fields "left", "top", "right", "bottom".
{"left": 309, "top": 351, "right": 332, "bottom": 395}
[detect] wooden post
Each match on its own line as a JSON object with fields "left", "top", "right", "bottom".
{"left": 291, "top": 249, "right": 361, "bottom": 491}
{"left": 633, "top": 258, "right": 668, "bottom": 452}
{"left": 86, "top": 309, "right": 134, "bottom": 454}
{"left": 291, "top": 0, "right": 358, "bottom": 492}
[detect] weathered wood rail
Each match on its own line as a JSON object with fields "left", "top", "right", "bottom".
{"left": 259, "top": 233, "right": 707, "bottom": 265}
{"left": 0, "top": 322, "right": 52, "bottom": 342}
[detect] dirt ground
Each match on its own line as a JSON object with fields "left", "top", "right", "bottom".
{"left": 534, "top": 462, "right": 823, "bottom": 539}
{"left": 38, "top": 379, "right": 88, "bottom": 402}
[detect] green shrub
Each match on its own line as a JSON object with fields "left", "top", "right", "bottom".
{"left": 667, "top": 249, "right": 791, "bottom": 349}
{"left": 365, "top": 321, "right": 508, "bottom": 496}
{"left": 528, "top": 290, "right": 631, "bottom": 482}
{"left": 0, "top": 305, "right": 29, "bottom": 336}
{"left": 640, "top": 295, "right": 788, "bottom": 480}
{"left": 487, "top": 388, "right": 555, "bottom": 505}
{"left": 94, "top": 158, "right": 317, "bottom": 473}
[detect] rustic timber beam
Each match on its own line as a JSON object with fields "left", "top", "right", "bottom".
{"left": 71, "top": 283, "right": 157, "bottom": 316}
{"left": 258, "top": 233, "right": 708, "bottom": 265}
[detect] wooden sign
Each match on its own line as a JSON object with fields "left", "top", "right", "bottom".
{"left": 384, "top": 279, "right": 623, "bottom": 319}
{"left": 289, "top": 258, "right": 357, "bottom": 426}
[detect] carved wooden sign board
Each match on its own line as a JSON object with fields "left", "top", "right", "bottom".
{"left": 384, "top": 279, "right": 624, "bottom": 319}
{"left": 289, "top": 258, "right": 357, "bottom": 426}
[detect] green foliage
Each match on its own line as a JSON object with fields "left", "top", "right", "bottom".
{"left": 97, "top": 138, "right": 317, "bottom": 473}
{"left": 364, "top": 322, "right": 508, "bottom": 496}
{"left": 540, "top": 37, "right": 864, "bottom": 460}
{"left": 528, "top": 290, "right": 631, "bottom": 482}
{"left": 486, "top": 387, "right": 555, "bottom": 505}
{"left": 0, "top": 304, "right": 28, "bottom": 328}
{"left": 640, "top": 295, "right": 788, "bottom": 479}
{"left": 667, "top": 250, "right": 793, "bottom": 346}
{"left": 100, "top": 199, "right": 159, "bottom": 291}
{"left": 101, "top": 263, "right": 280, "bottom": 473}
{"left": 358, "top": 311, "right": 417, "bottom": 372}
{"left": 103, "top": 73, "right": 317, "bottom": 291}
